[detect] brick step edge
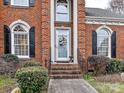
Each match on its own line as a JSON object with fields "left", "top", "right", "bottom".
{"left": 50, "top": 74, "right": 82, "bottom": 79}
{"left": 51, "top": 67, "right": 80, "bottom": 70}
{"left": 50, "top": 74, "right": 83, "bottom": 79}
{"left": 51, "top": 64, "right": 79, "bottom": 66}
{"left": 50, "top": 70, "right": 81, "bottom": 74}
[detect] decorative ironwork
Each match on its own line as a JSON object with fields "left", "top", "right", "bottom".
{"left": 14, "top": 25, "right": 26, "bottom": 32}
{"left": 58, "top": 35, "right": 67, "bottom": 46}
{"left": 57, "top": 0, "right": 68, "bottom": 3}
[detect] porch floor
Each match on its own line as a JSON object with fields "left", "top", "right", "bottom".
{"left": 48, "top": 79, "right": 98, "bottom": 93}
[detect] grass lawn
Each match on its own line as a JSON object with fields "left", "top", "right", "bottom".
{"left": 88, "top": 79, "right": 124, "bottom": 93}
{"left": 84, "top": 74, "right": 124, "bottom": 93}
{"left": 0, "top": 75, "right": 17, "bottom": 93}
{"left": 0, "top": 75, "right": 48, "bottom": 93}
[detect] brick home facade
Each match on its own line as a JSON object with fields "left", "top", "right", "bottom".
{"left": 0, "top": 0, "right": 124, "bottom": 70}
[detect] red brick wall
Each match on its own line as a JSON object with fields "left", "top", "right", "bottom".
{"left": 41, "top": 0, "right": 50, "bottom": 66}
{"left": 78, "top": 0, "right": 86, "bottom": 59}
{"left": 0, "top": 0, "right": 43, "bottom": 62}
{"left": 86, "top": 24, "right": 124, "bottom": 59}
{"left": 1, "top": 0, "right": 124, "bottom": 69}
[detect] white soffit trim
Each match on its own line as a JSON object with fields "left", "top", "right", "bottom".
{"left": 85, "top": 16, "right": 124, "bottom": 25}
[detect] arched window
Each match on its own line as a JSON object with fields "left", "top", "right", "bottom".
{"left": 11, "top": 24, "right": 29, "bottom": 58}
{"left": 55, "top": 0, "right": 70, "bottom": 22}
{"left": 97, "top": 28, "right": 111, "bottom": 57}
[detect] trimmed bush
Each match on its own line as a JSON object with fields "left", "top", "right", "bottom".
{"left": 106, "top": 59, "right": 124, "bottom": 74}
{"left": 0, "top": 54, "right": 19, "bottom": 76}
{"left": 16, "top": 66, "right": 49, "bottom": 93}
{"left": 2, "top": 54, "right": 19, "bottom": 64}
{"left": 87, "top": 55, "right": 110, "bottom": 75}
{"left": 120, "top": 61, "right": 124, "bottom": 72}
{"left": 23, "top": 60, "right": 42, "bottom": 67}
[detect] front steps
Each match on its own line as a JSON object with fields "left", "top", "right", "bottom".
{"left": 49, "top": 64, "right": 82, "bottom": 79}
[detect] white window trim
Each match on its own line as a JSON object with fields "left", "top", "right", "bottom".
{"left": 96, "top": 25, "right": 113, "bottom": 58}
{"left": 73, "top": 0, "right": 78, "bottom": 63}
{"left": 11, "top": 0, "right": 29, "bottom": 7}
{"left": 55, "top": 0, "right": 71, "bottom": 22}
{"left": 9, "top": 20, "right": 30, "bottom": 58}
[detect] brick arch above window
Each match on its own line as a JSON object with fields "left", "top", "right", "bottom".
{"left": 9, "top": 20, "right": 30, "bottom": 31}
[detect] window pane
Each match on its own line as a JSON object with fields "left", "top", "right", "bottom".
{"left": 56, "top": 0, "right": 70, "bottom": 21}
{"left": 56, "top": 13, "right": 69, "bottom": 21}
{"left": 13, "top": 25, "right": 28, "bottom": 57}
{"left": 58, "top": 35, "right": 68, "bottom": 58}
{"left": 13, "top": 0, "right": 29, "bottom": 6}
{"left": 97, "top": 29, "right": 110, "bottom": 56}
{"left": 97, "top": 29, "right": 109, "bottom": 36}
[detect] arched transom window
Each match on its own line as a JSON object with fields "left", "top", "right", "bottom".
{"left": 55, "top": 0, "right": 70, "bottom": 22}
{"left": 12, "top": 24, "right": 29, "bottom": 58}
{"left": 97, "top": 28, "right": 111, "bottom": 57}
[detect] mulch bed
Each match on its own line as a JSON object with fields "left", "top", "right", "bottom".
{"left": 93, "top": 73, "right": 124, "bottom": 83}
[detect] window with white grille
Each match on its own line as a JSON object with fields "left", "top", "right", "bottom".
{"left": 55, "top": 0, "right": 70, "bottom": 22}
{"left": 12, "top": 25, "right": 29, "bottom": 58}
{"left": 97, "top": 28, "right": 111, "bottom": 57}
{"left": 11, "top": 0, "right": 29, "bottom": 6}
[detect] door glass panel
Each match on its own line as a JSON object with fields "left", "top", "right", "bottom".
{"left": 58, "top": 34, "right": 68, "bottom": 58}
{"left": 56, "top": 29, "right": 70, "bottom": 61}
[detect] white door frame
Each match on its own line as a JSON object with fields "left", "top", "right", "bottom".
{"left": 73, "top": 0, "right": 78, "bottom": 64}
{"left": 50, "top": 0, "right": 78, "bottom": 64}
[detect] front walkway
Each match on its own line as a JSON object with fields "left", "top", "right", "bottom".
{"left": 48, "top": 79, "right": 98, "bottom": 93}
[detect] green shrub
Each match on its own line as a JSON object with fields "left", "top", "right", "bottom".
{"left": 106, "top": 59, "right": 123, "bottom": 74}
{"left": 16, "top": 66, "right": 49, "bottom": 93}
{"left": 120, "top": 61, "right": 124, "bottom": 72}
{"left": 2, "top": 54, "right": 19, "bottom": 64}
{"left": 87, "top": 55, "right": 110, "bottom": 75}
{"left": 83, "top": 73, "right": 93, "bottom": 80}
{"left": 23, "top": 60, "right": 42, "bottom": 67}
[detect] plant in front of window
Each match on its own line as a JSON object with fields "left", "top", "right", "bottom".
{"left": 2, "top": 54, "right": 19, "bottom": 64}
{"left": 0, "top": 54, "right": 19, "bottom": 77}
{"left": 120, "top": 61, "right": 124, "bottom": 72}
{"left": 23, "top": 59, "right": 42, "bottom": 67}
{"left": 87, "top": 55, "right": 111, "bottom": 75}
{"left": 106, "top": 59, "right": 124, "bottom": 74}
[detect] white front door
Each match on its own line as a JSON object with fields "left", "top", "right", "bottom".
{"left": 56, "top": 29, "right": 70, "bottom": 61}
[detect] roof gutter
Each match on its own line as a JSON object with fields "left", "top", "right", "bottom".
{"left": 85, "top": 16, "right": 124, "bottom": 25}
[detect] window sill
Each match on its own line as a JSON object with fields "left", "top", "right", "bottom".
{"left": 18, "top": 56, "right": 30, "bottom": 59}
{"left": 55, "top": 21, "right": 72, "bottom": 24}
{"left": 9, "top": 5, "right": 31, "bottom": 9}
